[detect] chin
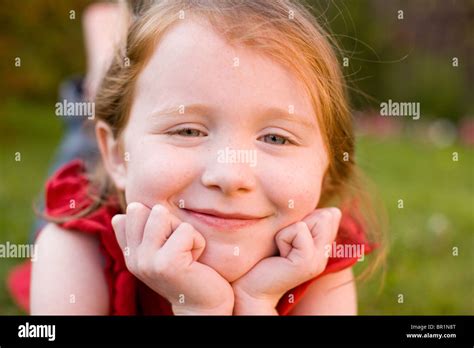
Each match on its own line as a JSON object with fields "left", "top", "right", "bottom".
{"left": 198, "top": 244, "right": 258, "bottom": 283}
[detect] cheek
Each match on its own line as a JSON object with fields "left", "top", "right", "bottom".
{"left": 123, "top": 139, "right": 199, "bottom": 206}
{"left": 262, "top": 155, "right": 326, "bottom": 225}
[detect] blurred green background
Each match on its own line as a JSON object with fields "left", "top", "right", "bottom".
{"left": 0, "top": 0, "right": 473, "bottom": 314}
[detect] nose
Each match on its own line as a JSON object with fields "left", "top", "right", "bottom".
{"left": 200, "top": 148, "right": 257, "bottom": 195}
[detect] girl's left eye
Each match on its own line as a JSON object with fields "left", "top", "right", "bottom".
{"left": 166, "top": 128, "right": 207, "bottom": 137}
{"left": 258, "top": 134, "right": 293, "bottom": 145}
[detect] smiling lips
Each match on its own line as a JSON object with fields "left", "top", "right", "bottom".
{"left": 183, "top": 208, "right": 267, "bottom": 230}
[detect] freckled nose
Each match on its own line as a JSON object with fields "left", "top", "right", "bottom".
{"left": 200, "top": 158, "right": 257, "bottom": 195}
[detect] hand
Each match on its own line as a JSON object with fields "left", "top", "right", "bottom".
{"left": 112, "top": 202, "right": 235, "bottom": 315}
{"left": 232, "top": 207, "right": 342, "bottom": 313}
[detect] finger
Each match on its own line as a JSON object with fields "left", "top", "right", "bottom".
{"left": 311, "top": 208, "right": 341, "bottom": 261}
{"left": 304, "top": 207, "right": 341, "bottom": 240}
{"left": 161, "top": 222, "right": 206, "bottom": 262}
{"left": 302, "top": 209, "right": 321, "bottom": 232}
{"left": 142, "top": 204, "right": 182, "bottom": 249}
{"left": 125, "top": 202, "right": 151, "bottom": 249}
{"left": 329, "top": 207, "right": 342, "bottom": 240}
{"left": 275, "top": 222, "right": 313, "bottom": 263}
{"left": 111, "top": 214, "right": 126, "bottom": 250}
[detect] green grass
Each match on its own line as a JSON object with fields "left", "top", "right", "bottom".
{"left": 0, "top": 98, "right": 62, "bottom": 314}
{"left": 0, "top": 99, "right": 473, "bottom": 315}
{"left": 355, "top": 136, "right": 474, "bottom": 314}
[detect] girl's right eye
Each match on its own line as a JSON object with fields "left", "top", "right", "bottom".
{"left": 166, "top": 128, "right": 207, "bottom": 137}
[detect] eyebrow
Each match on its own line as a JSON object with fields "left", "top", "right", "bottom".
{"left": 261, "top": 107, "right": 315, "bottom": 130}
{"left": 149, "top": 104, "right": 214, "bottom": 119}
{"left": 149, "top": 103, "right": 315, "bottom": 129}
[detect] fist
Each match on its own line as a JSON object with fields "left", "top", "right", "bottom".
{"left": 232, "top": 207, "right": 342, "bottom": 308}
{"left": 112, "top": 202, "right": 235, "bottom": 315}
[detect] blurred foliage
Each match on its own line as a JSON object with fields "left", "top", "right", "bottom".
{"left": 0, "top": 0, "right": 92, "bottom": 102}
{"left": 309, "top": 0, "right": 474, "bottom": 121}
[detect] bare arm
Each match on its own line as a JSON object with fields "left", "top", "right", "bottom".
{"left": 30, "top": 223, "right": 109, "bottom": 315}
{"left": 288, "top": 268, "right": 357, "bottom": 315}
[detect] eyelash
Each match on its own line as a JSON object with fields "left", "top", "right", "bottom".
{"left": 166, "top": 128, "right": 206, "bottom": 137}
{"left": 166, "top": 127, "right": 295, "bottom": 145}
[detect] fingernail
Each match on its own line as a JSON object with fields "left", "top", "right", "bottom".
{"left": 329, "top": 207, "right": 342, "bottom": 217}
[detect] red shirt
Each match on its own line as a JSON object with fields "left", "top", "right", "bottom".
{"left": 7, "top": 160, "right": 374, "bottom": 315}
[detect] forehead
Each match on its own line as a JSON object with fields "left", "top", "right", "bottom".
{"left": 133, "top": 18, "right": 316, "bottom": 121}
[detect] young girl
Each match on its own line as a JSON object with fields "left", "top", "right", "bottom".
{"left": 11, "top": 0, "right": 382, "bottom": 315}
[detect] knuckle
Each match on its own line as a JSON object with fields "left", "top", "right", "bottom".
{"left": 126, "top": 201, "right": 144, "bottom": 214}
{"left": 276, "top": 231, "right": 287, "bottom": 243}
{"left": 295, "top": 221, "right": 309, "bottom": 233}
{"left": 151, "top": 204, "right": 169, "bottom": 217}
{"left": 321, "top": 209, "right": 333, "bottom": 219}
{"left": 330, "top": 207, "right": 342, "bottom": 219}
{"left": 179, "top": 222, "right": 194, "bottom": 232}
{"left": 178, "top": 222, "right": 199, "bottom": 239}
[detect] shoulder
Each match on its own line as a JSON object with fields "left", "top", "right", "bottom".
{"left": 288, "top": 267, "right": 357, "bottom": 315}
{"left": 35, "top": 222, "right": 102, "bottom": 253}
{"left": 30, "top": 223, "right": 109, "bottom": 314}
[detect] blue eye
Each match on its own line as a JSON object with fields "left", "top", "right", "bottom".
{"left": 167, "top": 128, "right": 206, "bottom": 137}
{"left": 259, "top": 134, "right": 292, "bottom": 145}
{"left": 166, "top": 128, "right": 292, "bottom": 144}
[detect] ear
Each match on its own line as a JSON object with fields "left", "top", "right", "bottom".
{"left": 95, "top": 120, "right": 127, "bottom": 190}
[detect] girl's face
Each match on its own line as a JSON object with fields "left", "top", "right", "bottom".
{"left": 108, "top": 20, "right": 329, "bottom": 282}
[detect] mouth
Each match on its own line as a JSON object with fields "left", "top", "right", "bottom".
{"left": 182, "top": 208, "right": 268, "bottom": 230}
